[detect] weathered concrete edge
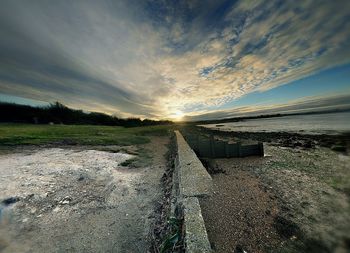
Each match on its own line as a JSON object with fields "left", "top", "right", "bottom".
{"left": 174, "top": 130, "right": 212, "bottom": 198}
{"left": 183, "top": 197, "right": 211, "bottom": 253}
{"left": 174, "top": 130, "right": 212, "bottom": 253}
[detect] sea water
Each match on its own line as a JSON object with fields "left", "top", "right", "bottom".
{"left": 202, "top": 111, "right": 350, "bottom": 135}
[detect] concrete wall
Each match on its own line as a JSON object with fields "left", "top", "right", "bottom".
{"left": 183, "top": 133, "right": 264, "bottom": 158}
{"left": 171, "top": 131, "right": 264, "bottom": 252}
{"left": 173, "top": 130, "right": 212, "bottom": 253}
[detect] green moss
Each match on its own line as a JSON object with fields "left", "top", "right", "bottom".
{"left": 120, "top": 147, "right": 153, "bottom": 168}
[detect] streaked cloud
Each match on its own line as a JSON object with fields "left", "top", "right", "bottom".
{"left": 0, "top": 0, "right": 349, "bottom": 119}
{"left": 183, "top": 94, "right": 350, "bottom": 121}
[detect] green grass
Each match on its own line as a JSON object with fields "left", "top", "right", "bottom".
{"left": 0, "top": 123, "right": 173, "bottom": 146}
{"left": 120, "top": 147, "right": 153, "bottom": 168}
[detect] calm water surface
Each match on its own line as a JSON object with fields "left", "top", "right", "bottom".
{"left": 202, "top": 112, "right": 350, "bottom": 135}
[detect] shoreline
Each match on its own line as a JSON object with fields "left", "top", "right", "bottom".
{"left": 173, "top": 125, "right": 350, "bottom": 252}
{"left": 199, "top": 126, "right": 350, "bottom": 153}
{"left": 194, "top": 128, "right": 350, "bottom": 252}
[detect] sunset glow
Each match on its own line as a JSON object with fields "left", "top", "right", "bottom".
{"left": 0, "top": 0, "right": 349, "bottom": 120}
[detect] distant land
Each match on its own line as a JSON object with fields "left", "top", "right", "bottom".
{"left": 3, "top": 100, "right": 350, "bottom": 127}
{"left": 192, "top": 108, "right": 350, "bottom": 125}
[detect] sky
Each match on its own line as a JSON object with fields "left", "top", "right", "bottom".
{"left": 0, "top": 0, "right": 349, "bottom": 121}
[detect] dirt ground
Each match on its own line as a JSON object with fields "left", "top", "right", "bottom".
{"left": 0, "top": 136, "right": 169, "bottom": 253}
{"left": 200, "top": 145, "right": 350, "bottom": 253}
{"left": 200, "top": 163, "right": 282, "bottom": 253}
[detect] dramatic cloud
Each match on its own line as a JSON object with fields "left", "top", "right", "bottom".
{"left": 0, "top": 0, "right": 349, "bottom": 119}
{"left": 183, "top": 94, "right": 350, "bottom": 121}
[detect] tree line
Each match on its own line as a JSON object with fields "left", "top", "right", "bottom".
{"left": 0, "top": 101, "right": 172, "bottom": 127}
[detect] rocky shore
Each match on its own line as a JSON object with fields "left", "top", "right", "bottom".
{"left": 197, "top": 128, "right": 350, "bottom": 253}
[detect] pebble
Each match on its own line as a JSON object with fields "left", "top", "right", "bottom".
{"left": 59, "top": 196, "right": 72, "bottom": 205}
{"left": 27, "top": 193, "right": 35, "bottom": 199}
{"left": 78, "top": 175, "right": 85, "bottom": 181}
{"left": 2, "top": 197, "right": 20, "bottom": 206}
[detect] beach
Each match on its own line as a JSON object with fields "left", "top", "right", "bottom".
{"left": 193, "top": 116, "right": 350, "bottom": 252}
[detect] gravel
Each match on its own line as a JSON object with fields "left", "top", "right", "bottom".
{"left": 200, "top": 159, "right": 282, "bottom": 253}
{"left": 0, "top": 137, "right": 169, "bottom": 253}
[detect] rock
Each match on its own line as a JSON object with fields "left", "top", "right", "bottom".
{"left": 235, "top": 245, "right": 247, "bottom": 253}
{"left": 331, "top": 145, "right": 346, "bottom": 152}
{"left": 78, "top": 175, "right": 85, "bottom": 181}
{"left": 1, "top": 197, "right": 20, "bottom": 206}
{"left": 27, "top": 193, "right": 35, "bottom": 199}
{"left": 304, "top": 140, "right": 313, "bottom": 148}
{"left": 59, "top": 196, "right": 72, "bottom": 205}
{"left": 294, "top": 141, "right": 302, "bottom": 147}
{"left": 33, "top": 195, "right": 41, "bottom": 201}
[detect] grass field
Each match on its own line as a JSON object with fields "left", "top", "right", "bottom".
{"left": 0, "top": 123, "right": 174, "bottom": 146}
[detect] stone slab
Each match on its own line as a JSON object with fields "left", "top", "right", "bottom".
{"left": 175, "top": 130, "right": 212, "bottom": 197}
{"left": 183, "top": 197, "right": 212, "bottom": 253}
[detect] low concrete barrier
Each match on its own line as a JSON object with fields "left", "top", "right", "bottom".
{"left": 175, "top": 131, "right": 212, "bottom": 198}
{"left": 183, "top": 197, "right": 211, "bottom": 253}
{"left": 183, "top": 133, "right": 264, "bottom": 158}
{"left": 173, "top": 130, "right": 212, "bottom": 253}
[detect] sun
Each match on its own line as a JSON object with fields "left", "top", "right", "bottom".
{"left": 171, "top": 111, "right": 184, "bottom": 121}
